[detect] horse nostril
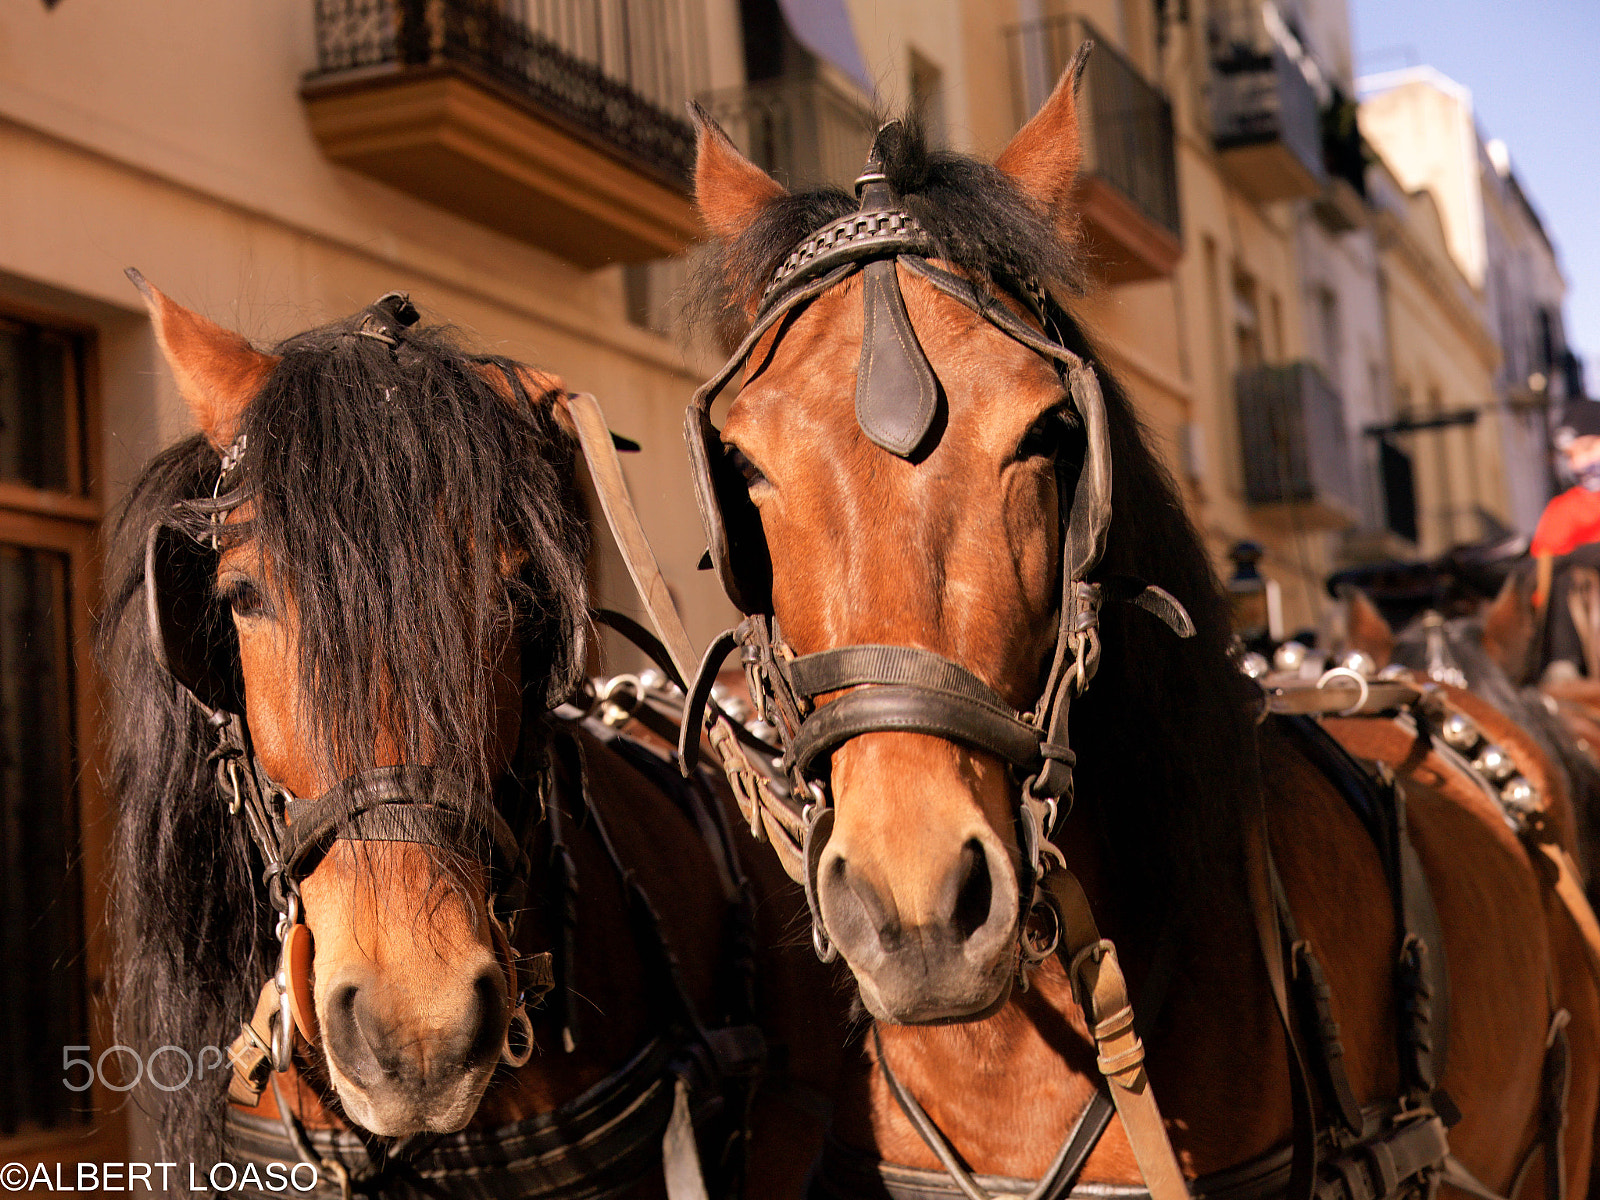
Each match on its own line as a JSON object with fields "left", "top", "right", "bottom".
{"left": 326, "top": 982, "right": 383, "bottom": 1087}
{"left": 833, "top": 852, "right": 898, "bottom": 939}
{"left": 948, "top": 839, "right": 994, "bottom": 942}
{"left": 463, "top": 968, "right": 507, "bottom": 1069}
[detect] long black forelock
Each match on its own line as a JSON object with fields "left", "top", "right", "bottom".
{"left": 242, "top": 316, "right": 590, "bottom": 795}
{"left": 687, "top": 116, "right": 1086, "bottom": 345}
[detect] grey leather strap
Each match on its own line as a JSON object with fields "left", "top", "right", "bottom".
{"left": 788, "top": 644, "right": 1015, "bottom": 711}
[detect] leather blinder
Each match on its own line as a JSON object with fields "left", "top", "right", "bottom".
{"left": 856, "top": 259, "right": 941, "bottom": 459}
{"left": 686, "top": 402, "right": 771, "bottom": 615}
{"left": 145, "top": 521, "right": 244, "bottom": 715}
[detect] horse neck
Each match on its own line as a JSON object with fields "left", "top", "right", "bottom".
{"left": 860, "top": 787, "right": 1287, "bottom": 1179}
{"left": 475, "top": 740, "right": 660, "bottom": 1123}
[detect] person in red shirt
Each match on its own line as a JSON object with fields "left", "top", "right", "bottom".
{"left": 1532, "top": 399, "right": 1600, "bottom": 677}
{"left": 1532, "top": 401, "right": 1600, "bottom": 556}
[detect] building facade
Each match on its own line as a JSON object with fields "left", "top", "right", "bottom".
{"left": 1361, "top": 68, "right": 1577, "bottom": 544}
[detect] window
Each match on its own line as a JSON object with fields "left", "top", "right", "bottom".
{"left": 1314, "top": 285, "right": 1340, "bottom": 389}
{"left": 1233, "top": 271, "right": 1262, "bottom": 369}
{"left": 0, "top": 303, "right": 121, "bottom": 1160}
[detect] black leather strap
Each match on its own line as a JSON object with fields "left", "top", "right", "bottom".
{"left": 279, "top": 765, "right": 523, "bottom": 880}
{"left": 1275, "top": 716, "right": 1450, "bottom": 1096}
{"left": 788, "top": 686, "right": 1053, "bottom": 777}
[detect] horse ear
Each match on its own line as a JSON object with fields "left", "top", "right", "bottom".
{"left": 127, "top": 269, "right": 278, "bottom": 451}
{"left": 995, "top": 43, "right": 1090, "bottom": 230}
{"left": 690, "top": 102, "right": 786, "bottom": 244}
{"left": 1340, "top": 586, "right": 1395, "bottom": 669}
{"left": 471, "top": 360, "right": 575, "bottom": 434}
{"left": 475, "top": 360, "right": 564, "bottom": 405}
{"left": 1482, "top": 567, "right": 1537, "bottom": 681}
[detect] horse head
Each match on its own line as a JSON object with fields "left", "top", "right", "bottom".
{"left": 686, "top": 62, "right": 1230, "bottom": 1024}
{"left": 126, "top": 275, "right": 587, "bottom": 1137}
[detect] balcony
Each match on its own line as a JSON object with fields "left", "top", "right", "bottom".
{"left": 1236, "top": 361, "right": 1358, "bottom": 529}
{"left": 1208, "top": 9, "right": 1325, "bottom": 203}
{"left": 1312, "top": 89, "right": 1367, "bottom": 232}
{"left": 302, "top": 0, "right": 705, "bottom": 266}
{"left": 695, "top": 77, "right": 877, "bottom": 191}
{"left": 1006, "top": 17, "right": 1181, "bottom": 283}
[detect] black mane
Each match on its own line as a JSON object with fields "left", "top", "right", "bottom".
{"left": 689, "top": 121, "right": 1254, "bottom": 939}
{"left": 99, "top": 314, "right": 589, "bottom": 1163}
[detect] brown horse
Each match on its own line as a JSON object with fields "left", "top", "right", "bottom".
{"left": 681, "top": 61, "right": 1599, "bottom": 1200}
{"left": 101, "top": 281, "right": 848, "bottom": 1197}
{"left": 1340, "top": 582, "right": 1600, "bottom": 908}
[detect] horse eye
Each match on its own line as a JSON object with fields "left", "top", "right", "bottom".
{"left": 725, "top": 444, "right": 767, "bottom": 489}
{"left": 1016, "top": 408, "right": 1071, "bottom": 461}
{"left": 222, "top": 581, "right": 267, "bottom": 619}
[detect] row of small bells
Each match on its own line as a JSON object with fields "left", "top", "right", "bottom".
{"left": 1235, "top": 634, "right": 1539, "bottom": 829}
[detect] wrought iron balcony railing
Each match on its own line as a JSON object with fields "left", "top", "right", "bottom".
{"left": 1207, "top": 6, "right": 1325, "bottom": 202}
{"left": 695, "top": 77, "right": 877, "bottom": 192}
{"left": 1237, "top": 361, "right": 1358, "bottom": 527}
{"left": 301, "top": 0, "right": 708, "bottom": 263}
{"left": 1008, "top": 16, "right": 1180, "bottom": 237}
{"left": 309, "top": 0, "right": 703, "bottom": 187}
{"left": 1004, "top": 16, "right": 1180, "bottom": 281}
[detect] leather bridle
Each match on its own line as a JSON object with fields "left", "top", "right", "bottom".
{"left": 678, "top": 125, "right": 1193, "bottom": 961}
{"left": 142, "top": 293, "right": 548, "bottom": 1113}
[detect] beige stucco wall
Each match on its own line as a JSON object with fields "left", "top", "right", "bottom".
{"left": 1373, "top": 187, "right": 1504, "bottom": 557}
{"left": 0, "top": 0, "right": 740, "bottom": 656}
{"left": 1359, "top": 71, "right": 1488, "bottom": 289}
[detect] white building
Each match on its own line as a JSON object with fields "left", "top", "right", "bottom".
{"left": 1361, "top": 67, "right": 1579, "bottom": 536}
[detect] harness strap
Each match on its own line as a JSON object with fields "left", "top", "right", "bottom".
{"left": 277, "top": 764, "right": 525, "bottom": 880}
{"left": 225, "top": 976, "right": 280, "bottom": 1107}
{"left": 873, "top": 1025, "right": 1114, "bottom": 1200}
{"left": 789, "top": 644, "right": 1018, "bottom": 710}
{"left": 790, "top": 685, "right": 1055, "bottom": 777}
{"left": 568, "top": 389, "right": 794, "bottom": 872}
{"left": 1242, "top": 754, "right": 1321, "bottom": 1200}
{"left": 1275, "top": 717, "right": 1452, "bottom": 1096}
{"left": 1040, "top": 868, "right": 1188, "bottom": 1200}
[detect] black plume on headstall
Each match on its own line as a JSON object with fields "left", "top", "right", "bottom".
{"left": 353, "top": 291, "right": 421, "bottom": 345}
{"left": 853, "top": 124, "right": 943, "bottom": 459}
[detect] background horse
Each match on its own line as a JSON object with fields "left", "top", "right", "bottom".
{"left": 100, "top": 280, "right": 847, "bottom": 1196}
{"left": 684, "top": 64, "right": 1599, "bottom": 1199}
{"left": 1342, "top": 581, "right": 1600, "bottom": 898}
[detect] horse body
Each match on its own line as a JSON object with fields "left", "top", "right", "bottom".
{"left": 684, "top": 57, "right": 1600, "bottom": 1200}
{"left": 102, "top": 281, "right": 847, "bottom": 1197}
